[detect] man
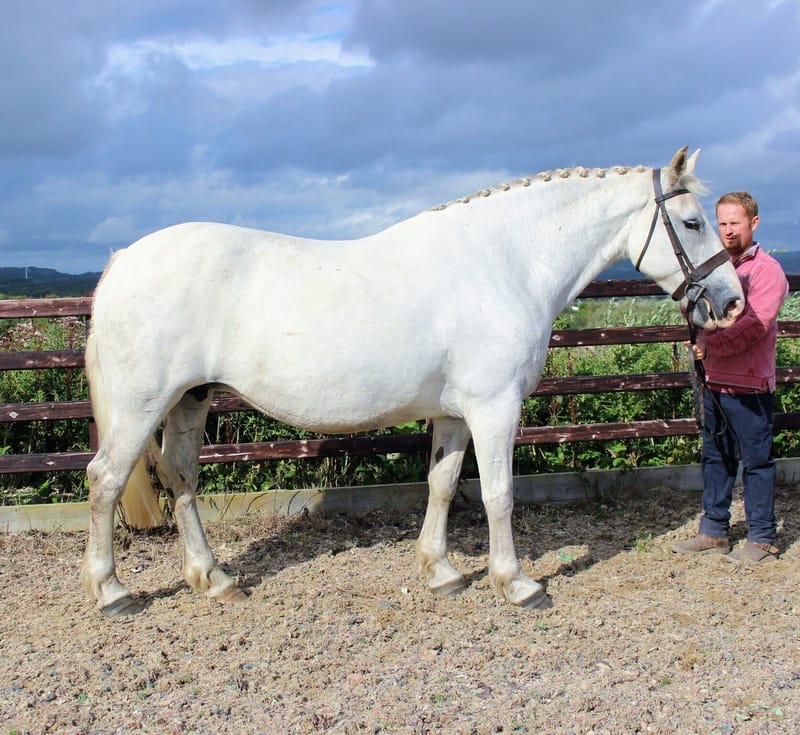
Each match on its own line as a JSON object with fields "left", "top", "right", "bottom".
{"left": 673, "top": 191, "right": 789, "bottom": 562}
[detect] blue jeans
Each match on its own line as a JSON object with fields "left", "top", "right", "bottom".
{"left": 698, "top": 390, "right": 777, "bottom": 543}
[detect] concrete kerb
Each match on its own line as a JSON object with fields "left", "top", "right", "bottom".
{"left": 2, "top": 458, "right": 799, "bottom": 533}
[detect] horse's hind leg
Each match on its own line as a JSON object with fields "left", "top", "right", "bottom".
{"left": 83, "top": 436, "right": 154, "bottom": 616}
{"left": 417, "top": 417, "right": 472, "bottom": 596}
{"left": 156, "top": 389, "right": 246, "bottom": 604}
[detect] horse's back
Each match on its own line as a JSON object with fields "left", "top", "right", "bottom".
{"left": 97, "top": 222, "right": 329, "bottom": 303}
{"left": 97, "top": 220, "right": 443, "bottom": 303}
{"left": 90, "top": 223, "right": 460, "bottom": 430}
{"left": 90, "top": 218, "right": 546, "bottom": 431}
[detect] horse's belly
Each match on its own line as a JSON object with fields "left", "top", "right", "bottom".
{"left": 223, "top": 339, "right": 447, "bottom": 432}
{"left": 240, "top": 394, "right": 436, "bottom": 434}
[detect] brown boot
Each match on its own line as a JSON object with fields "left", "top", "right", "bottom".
{"left": 727, "top": 540, "right": 779, "bottom": 563}
{"left": 672, "top": 533, "right": 730, "bottom": 555}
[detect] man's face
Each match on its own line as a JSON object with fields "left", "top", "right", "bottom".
{"left": 716, "top": 202, "right": 759, "bottom": 260}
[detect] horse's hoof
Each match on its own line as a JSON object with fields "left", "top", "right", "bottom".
{"left": 520, "top": 589, "right": 553, "bottom": 610}
{"left": 213, "top": 585, "right": 249, "bottom": 604}
{"left": 100, "top": 595, "right": 146, "bottom": 617}
{"left": 430, "top": 577, "right": 466, "bottom": 597}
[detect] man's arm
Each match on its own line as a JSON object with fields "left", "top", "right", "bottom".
{"left": 701, "top": 259, "right": 788, "bottom": 357}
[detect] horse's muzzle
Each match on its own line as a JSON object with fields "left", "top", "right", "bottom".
{"left": 683, "top": 286, "right": 743, "bottom": 330}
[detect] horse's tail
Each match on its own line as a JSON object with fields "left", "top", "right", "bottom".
{"left": 85, "top": 329, "right": 165, "bottom": 529}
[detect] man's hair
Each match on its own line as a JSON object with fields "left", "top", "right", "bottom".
{"left": 716, "top": 191, "right": 759, "bottom": 219}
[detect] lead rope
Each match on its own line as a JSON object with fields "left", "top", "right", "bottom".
{"left": 685, "top": 307, "right": 706, "bottom": 430}
{"left": 685, "top": 306, "right": 729, "bottom": 436}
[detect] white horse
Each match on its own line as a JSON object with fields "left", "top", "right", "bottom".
{"left": 82, "top": 147, "right": 744, "bottom": 616}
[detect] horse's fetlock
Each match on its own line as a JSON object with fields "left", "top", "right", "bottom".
{"left": 489, "top": 565, "right": 520, "bottom": 597}
{"left": 415, "top": 551, "right": 433, "bottom": 578}
{"left": 183, "top": 564, "right": 208, "bottom": 593}
{"left": 80, "top": 564, "right": 96, "bottom": 597}
{"left": 488, "top": 571, "right": 505, "bottom": 597}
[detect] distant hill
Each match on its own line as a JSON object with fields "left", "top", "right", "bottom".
{"left": 598, "top": 249, "right": 800, "bottom": 281}
{"left": 2, "top": 250, "right": 799, "bottom": 299}
{"left": 0, "top": 267, "right": 101, "bottom": 298}
{"left": 772, "top": 250, "right": 800, "bottom": 275}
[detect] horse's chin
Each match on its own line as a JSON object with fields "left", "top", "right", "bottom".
{"left": 711, "top": 314, "right": 738, "bottom": 330}
{"left": 692, "top": 312, "right": 737, "bottom": 331}
{"left": 687, "top": 296, "right": 740, "bottom": 331}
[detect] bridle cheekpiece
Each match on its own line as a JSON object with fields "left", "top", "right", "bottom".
{"left": 635, "top": 168, "right": 730, "bottom": 308}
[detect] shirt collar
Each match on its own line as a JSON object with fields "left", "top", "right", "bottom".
{"left": 734, "top": 242, "right": 759, "bottom": 267}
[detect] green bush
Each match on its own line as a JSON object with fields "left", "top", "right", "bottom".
{"left": 1, "top": 317, "right": 90, "bottom": 503}
{"left": 514, "top": 300, "right": 699, "bottom": 475}
{"left": 2, "top": 293, "right": 799, "bottom": 505}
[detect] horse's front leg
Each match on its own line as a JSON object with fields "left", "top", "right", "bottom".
{"left": 417, "top": 417, "right": 472, "bottom": 595}
{"left": 469, "top": 400, "right": 552, "bottom": 609}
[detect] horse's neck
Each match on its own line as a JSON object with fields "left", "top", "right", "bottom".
{"left": 515, "top": 173, "right": 649, "bottom": 313}
{"left": 558, "top": 239, "right": 620, "bottom": 304}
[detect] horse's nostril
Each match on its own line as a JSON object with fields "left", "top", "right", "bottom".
{"left": 726, "top": 298, "right": 741, "bottom": 316}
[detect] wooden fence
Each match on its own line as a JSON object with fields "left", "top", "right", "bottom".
{"left": 3, "top": 277, "right": 800, "bottom": 478}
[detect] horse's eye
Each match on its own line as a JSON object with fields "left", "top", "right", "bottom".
{"left": 684, "top": 219, "right": 701, "bottom": 231}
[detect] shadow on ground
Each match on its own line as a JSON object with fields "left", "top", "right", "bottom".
{"left": 218, "top": 483, "right": 798, "bottom": 599}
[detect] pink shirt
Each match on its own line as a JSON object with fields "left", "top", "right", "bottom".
{"left": 700, "top": 245, "right": 788, "bottom": 393}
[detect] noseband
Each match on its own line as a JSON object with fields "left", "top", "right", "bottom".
{"left": 635, "top": 168, "right": 729, "bottom": 305}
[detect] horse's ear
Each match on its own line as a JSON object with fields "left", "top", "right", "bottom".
{"left": 667, "top": 145, "right": 690, "bottom": 187}
{"left": 685, "top": 148, "right": 701, "bottom": 175}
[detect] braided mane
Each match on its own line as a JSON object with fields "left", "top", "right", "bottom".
{"left": 430, "top": 165, "right": 650, "bottom": 211}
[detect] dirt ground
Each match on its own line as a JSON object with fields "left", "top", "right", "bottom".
{"left": 1, "top": 484, "right": 798, "bottom": 735}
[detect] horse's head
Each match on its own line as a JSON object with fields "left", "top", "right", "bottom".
{"left": 631, "top": 147, "right": 744, "bottom": 330}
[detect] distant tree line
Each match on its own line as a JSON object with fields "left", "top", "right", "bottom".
{"left": 0, "top": 267, "right": 101, "bottom": 299}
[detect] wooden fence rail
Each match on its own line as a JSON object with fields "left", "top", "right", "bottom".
{"left": 2, "top": 277, "right": 800, "bottom": 475}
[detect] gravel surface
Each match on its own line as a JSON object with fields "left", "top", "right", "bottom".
{"left": 1, "top": 485, "right": 798, "bottom": 734}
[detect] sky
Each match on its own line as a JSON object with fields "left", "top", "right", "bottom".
{"left": 1, "top": 0, "right": 799, "bottom": 274}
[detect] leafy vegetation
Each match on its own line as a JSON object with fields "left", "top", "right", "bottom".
{"left": 1, "top": 316, "right": 90, "bottom": 504}
{"left": 2, "top": 292, "right": 800, "bottom": 505}
{"left": 515, "top": 298, "right": 694, "bottom": 476}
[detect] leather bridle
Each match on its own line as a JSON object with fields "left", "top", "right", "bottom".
{"left": 635, "top": 168, "right": 730, "bottom": 308}
{"left": 636, "top": 168, "right": 734, "bottom": 431}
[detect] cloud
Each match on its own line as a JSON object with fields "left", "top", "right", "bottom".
{"left": 1, "top": 0, "right": 799, "bottom": 272}
{"left": 0, "top": 3, "right": 108, "bottom": 158}
{"left": 153, "top": 36, "right": 370, "bottom": 71}
{"left": 88, "top": 215, "right": 137, "bottom": 246}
